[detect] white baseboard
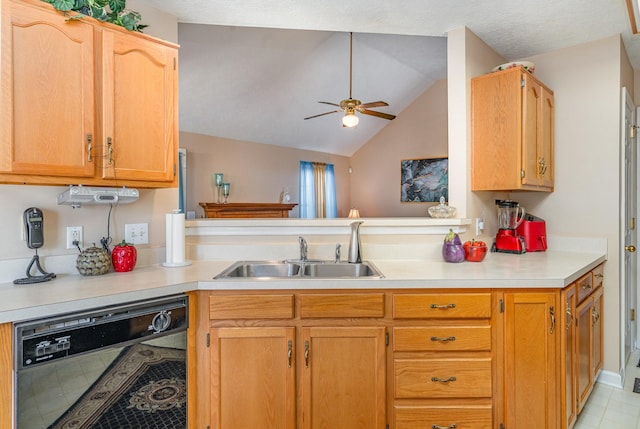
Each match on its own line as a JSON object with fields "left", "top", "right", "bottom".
{"left": 596, "top": 369, "right": 623, "bottom": 389}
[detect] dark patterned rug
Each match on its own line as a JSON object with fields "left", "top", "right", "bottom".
{"left": 48, "top": 344, "right": 186, "bottom": 429}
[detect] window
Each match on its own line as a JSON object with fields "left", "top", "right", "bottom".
{"left": 299, "top": 161, "right": 337, "bottom": 218}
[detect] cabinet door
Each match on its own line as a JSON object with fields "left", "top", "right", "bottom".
{"left": 521, "top": 73, "right": 541, "bottom": 188}
{"left": 210, "top": 327, "right": 296, "bottom": 429}
{"left": 100, "top": 29, "right": 177, "bottom": 182}
{"left": 301, "top": 326, "right": 386, "bottom": 429}
{"left": 539, "top": 86, "right": 554, "bottom": 188}
{"left": 522, "top": 73, "right": 554, "bottom": 189}
{"left": 561, "top": 284, "right": 577, "bottom": 429}
{"left": 591, "top": 287, "right": 604, "bottom": 379}
{"left": 576, "top": 297, "right": 594, "bottom": 412}
{"left": 0, "top": 1, "right": 95, "bottom": 177}
{"left": 502, "top": 291, "right": 559, "bottom": 429}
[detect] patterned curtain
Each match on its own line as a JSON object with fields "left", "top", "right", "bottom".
{"left": 299, "top": 161, "right": 337, "bottom": 218}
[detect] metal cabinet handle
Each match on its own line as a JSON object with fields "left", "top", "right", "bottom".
{"left": 431, "top": 376, "right": 457, "bottom": 383}
{"left": 566, "top": 306, "right": 573, "bottom": 330}
{"left": 550, "top": 306, "right": 556, "bottom": 334}
{"left": 287, "top": 340, "right": 293, "bottom": 368}
{"left": 430, "top": 336, "right": 456, "bottom": 342}
{"left": 304, "top": 340, "right": 310, "bottom": 368}
{"left": 430, "top": 303, "right": 456, "bottom": 309}
{"left": 107, "top": 137, "right": 113, "bottom": 165}
{"left": 432, "top": 425, "right": 457, "bottom": 429}
{"left": 86, "top": 134, "right": 93, "bottom": 162}
{"left": 592, "top": 308, "right": 600, "bottom": 325}
{"left": 594, "top": 273, "right": 604, "bottom": 279}
{"left": 581, "top": 281, "right": 592, "bottom": 291}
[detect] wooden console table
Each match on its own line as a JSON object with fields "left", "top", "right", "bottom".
{"left": 199, "top": 202, "right": 298, "bottom": 218}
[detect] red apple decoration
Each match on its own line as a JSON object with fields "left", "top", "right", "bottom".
{"left": 112, "top": 240, "right": 137, "bottom": 272}
{"left": 463, "top": 239, "right": 488, "bottom": 262}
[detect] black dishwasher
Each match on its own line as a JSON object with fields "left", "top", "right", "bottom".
{"left": 14, "top": 294, "right": 188, "bottom": 429}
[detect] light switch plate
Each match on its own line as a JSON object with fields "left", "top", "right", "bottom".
{"left": 125, "top": 223, "right": 148, "bottom": 244}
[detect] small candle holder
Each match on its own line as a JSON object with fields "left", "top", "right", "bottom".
{"left": 222, "top": 183, "right": 231, "bottom": 204}
{"left": 213, "top": 173, "right": 224, "bottom": 203}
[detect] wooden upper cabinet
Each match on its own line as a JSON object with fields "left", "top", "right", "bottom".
{"left": 471, "top": 67, "right": 554, "bottom": 192}
{"left": 0, "top": 0, "right": 178, "bottom": 187}
{"left": 0, "top": 0, "right": 96, "bottom": 177}
{"left": 100, "top": 28, "right": 177, "bottom": 182}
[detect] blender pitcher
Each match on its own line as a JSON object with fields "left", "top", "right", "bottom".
{"left": 496, "top": 200, "right": 526, "bottom": 229}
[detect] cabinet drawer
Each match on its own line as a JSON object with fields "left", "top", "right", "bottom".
{"left": 299, "top": 293, "right": 384, "bottom": 318}
{"left": 394, "top": 326, "right": 491, "bottom": 352}
{"left": 592, "top": 264, "right": 604, "bottom": 290}
{"left": 209, "top": 294, "right": 294, "bottom": 319}
{"left": 395, "top": 405, "right": 492, "bottom": 429}
{"left": 393, "top": 293, "right": 491, "bottom": 319}
{"left": 395, "top": 358, "right": 492, "bottom": 398}
{"left": 576, "top": 272, "right": 594, "bottom": 303}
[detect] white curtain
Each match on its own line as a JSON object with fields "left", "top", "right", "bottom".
{"left": 299, "top": 161, "right": 337, "bottom": 218}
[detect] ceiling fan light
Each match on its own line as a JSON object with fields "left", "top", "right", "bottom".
{"left": 342, "top": 112, "right": 359, "bottom": 127}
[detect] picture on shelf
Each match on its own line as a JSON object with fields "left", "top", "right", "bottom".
{"left": 401, "top": 157, "right": 448, "bottom": 203}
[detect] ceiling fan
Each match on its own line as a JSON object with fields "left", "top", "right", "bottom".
{"left": 304, "top": 32, "right": 396, "bottom": 127}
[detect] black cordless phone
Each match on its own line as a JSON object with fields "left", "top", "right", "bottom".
{"left": 24, "top": 207, "right": 44, "bottom": 249}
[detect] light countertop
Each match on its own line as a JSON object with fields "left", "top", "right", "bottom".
{"left": 0, "top": 249, "right": 606, "bottom": 324}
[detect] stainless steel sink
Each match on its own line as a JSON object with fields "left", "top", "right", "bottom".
{"left": 302, "top": 262, "right": 383, "bottom": 278}
{"left": 215, "top": 261, "right": 302, "bottom": 278}
{"left": 214, "top": 260, "right": 383, "bottom": 279}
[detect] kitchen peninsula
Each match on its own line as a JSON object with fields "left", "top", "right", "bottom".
{"left": 0, "top": 218, "right": 607, "bottom": 429}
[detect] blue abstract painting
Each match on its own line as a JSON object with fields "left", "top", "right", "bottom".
{"left": 401, "top": 157, "right": 448, "bottom": 203}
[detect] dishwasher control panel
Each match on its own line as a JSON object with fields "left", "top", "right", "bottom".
{"left": 15, "top": 295, "right": 188, "bottom": 370}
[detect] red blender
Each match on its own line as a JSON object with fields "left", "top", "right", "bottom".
{"left": 492, "top": 200, "right": 526, "bottom": 254}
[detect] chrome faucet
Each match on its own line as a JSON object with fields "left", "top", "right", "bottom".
{"left": 299, "top": 236, "right": 308, "bottom": 261}
{"left": 347, "top": 221, "right": 363, "bottom": 263}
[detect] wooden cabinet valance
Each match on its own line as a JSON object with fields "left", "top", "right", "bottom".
{"left": 199, "top": 202, "right": 297, "bottom": 218}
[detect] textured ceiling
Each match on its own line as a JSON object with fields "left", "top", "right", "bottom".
{"left": 140, "top": 0, "right": 638, "bottom": 156}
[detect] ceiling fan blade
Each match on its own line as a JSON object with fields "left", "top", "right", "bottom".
{"left": 318, "top": 101, "right": 341, "bottom": 107}
{"left": 359, "top": 101, "right": 388, "bottom": 109}
{"left": 304, "top": 110, "right": 342, "bottom": 120}
{"left": 361, "top": 109, "right": 396, "bottom": 120}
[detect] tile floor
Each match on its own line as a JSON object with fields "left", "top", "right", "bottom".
{"left": 575, "top": 349, "right": 640, "bottom": 429}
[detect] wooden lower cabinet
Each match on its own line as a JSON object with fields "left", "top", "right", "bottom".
{"left": 501, "top": 290, "right": 559, "bottom": 429}
{"left": 210, "top": 327, "right": 296, "bottom": 429}
{"left": 561, "top": 284, "right": 578, "bottom": 429}
{"left": 301, "top": 326, "right": 386, "bottom": 429}
{"left": 576, "top": 281, "right": 604, "bottom": 413}
{"left": 201, "top": 291, "right": 387, "bottom": 429}
{"left": 191, "top": 271, "right": 605, "bottom": 429}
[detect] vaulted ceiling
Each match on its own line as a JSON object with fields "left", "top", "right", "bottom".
{"left": 141, "top": 0, "right": 639, "bottom": 156}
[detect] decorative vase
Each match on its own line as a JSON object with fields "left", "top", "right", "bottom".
{"left": 76, "top": 246, "right": 111, "bottom": 276}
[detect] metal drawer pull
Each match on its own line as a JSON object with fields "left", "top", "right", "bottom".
{"left": 431, "top": 336, "right": 456, "bottom": 342}
{"left": 431, "top": 376, "right": 457, "bottom": 383}
{"left": 594, "top": 273, "right": 603, "bottom": 279}
{"left": 581, "top": 282, "right": 592, "bottom": 290}
{"left": 432, "top": 425, "right": 457, "bottom": 429}
{"left": 430, "top": 303, "right": 456, "bottom": 309}
{"left": 287, "top": 340, "right": 293, "bottom": 368}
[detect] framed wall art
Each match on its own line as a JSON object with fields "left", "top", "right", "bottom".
{"left": 400, "top": 157, "right": 448, "bottom": 203}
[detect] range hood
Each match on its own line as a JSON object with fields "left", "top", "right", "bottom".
{"left": 57, "top": 185, "right": 139, "bottom": 208}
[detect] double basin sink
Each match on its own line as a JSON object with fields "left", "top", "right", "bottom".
{"left": 215, "top": 260, "right": 384, "bottom": 279}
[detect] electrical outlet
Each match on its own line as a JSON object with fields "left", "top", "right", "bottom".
{"left": 66, "top": 226, "right": 83, "bottom": 249}
{"left": 125, "top": 223, "right": 149, "bottom": 245}
{"left": 475, "top": 218, "right": 485, "bottom": 236}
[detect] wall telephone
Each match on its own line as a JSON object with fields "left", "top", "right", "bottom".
{"left": 24, "top": 207, "right": 44, "bottom": 249}
{"left": 14, "top": 207, "right": 55, "bottom": 284}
